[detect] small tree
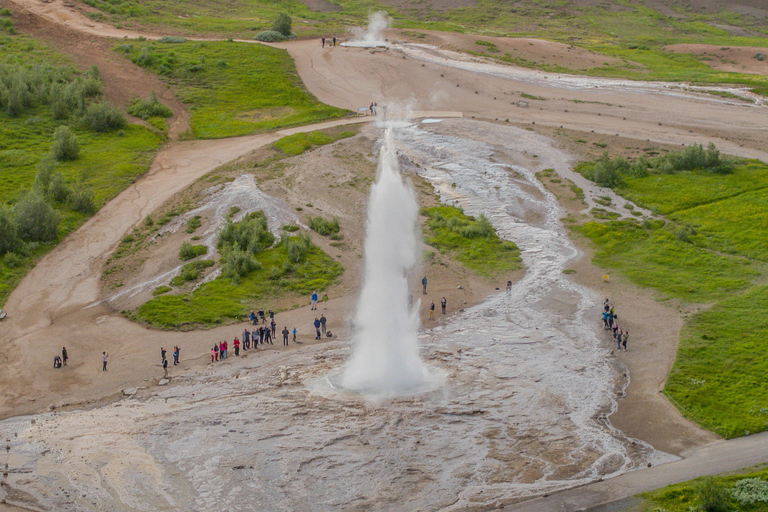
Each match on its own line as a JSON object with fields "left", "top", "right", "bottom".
{"left": 0, "top": 208, "right": 18, "bottom": 254}
{"left": 273, "top": 13, "right": 292, "bottom": 37}
{"left": 13, "top": 193, "right": 59, "bottom": 242}
{"left": 84, "top": 102, "right": 126, "bottom": 132}
{"left": 50, "top": 126, "right": 79, "bottom": 161}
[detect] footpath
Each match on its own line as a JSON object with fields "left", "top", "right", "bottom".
{"left": 506, "top": 430, "right": 768, "bottom": 511}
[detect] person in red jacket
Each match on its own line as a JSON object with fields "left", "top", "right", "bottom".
{"left": 233, "top": 337, "right": 240, "bottom": 356}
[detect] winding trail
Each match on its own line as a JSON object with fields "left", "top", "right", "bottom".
{"left": 3, "top": 1, "right": 768, "bottom": 510}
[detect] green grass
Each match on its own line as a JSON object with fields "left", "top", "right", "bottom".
{"left": 135, "top": 241, "right": 342, "bottom": 328}
{"left": 574, "top": 220, "right": 755, "bottom": 303}
{"left": 272, "top": 130, "right": 355, "bottom": 156}
{"left": 0, "top": 34, "right": 163, "bottom": 307}
{"left": 665, "top": 286, "right": 768, "bottom": 438}
{"left": 619, "top": 160, "right": 768, "bottom": 215}
{"left": 575, "top": 153, "right": 768, "bottom": 437}
{"left": 639, "top": 466, "right": 768, "bottom": 511}
{"left": 115, "top": 40, "right": 348, "bottom": 139}
{"left": 421, "top": 205, "right": 521, "bottom": 277}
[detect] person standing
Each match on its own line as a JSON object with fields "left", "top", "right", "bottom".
{"left": 616, "top": 329, "right": 623, "bottom": 350}
{"left": 282, "top": 327, "right": 289, "bottom": 346}
{"left": 259, "top": 326, "right": 265, "bottom": 345}
{"left": 213, "top": 344, "right": 219, "bottom": 361}
{"left": 292, "top": 327, "right": 297, "bottom": 343}
{"left": 314, "top": 318, "right": 321, "bottom": 340}
{"left": 62, "top": 347, "right": 68, "bottom": 366}
{"left": 173, "top": 346, "right": 180, "bottom": 365}
{"left": 243, "top": 329, "right": 250, "bottom": 350}
{"left": 252, "top": 328, "right": 258, "bottom": 347}
{"left": 622, "top": 331, "right": 629, "bottom": 351}
{"left": 506, "top": 280, "right": 512, "bottom": 292}
{"left": 319, "top": 314, "right": 327, "bottom": 334}
{"left": 223, "top": 340, "right": 228, "bottom": 359}
{"left": 311, "top": 291, "right": 318, "bottom": 310}
{"left": 332, "top": 36, "right": 336, "bottom": 46}
{"left": 270, "top": 319, "right": 277, "bottom": 339}
{"left": 234, "top": 337, "right": 240, "bottom": 356}
{"left": 162, "top": 357, "right": 168, "bottom": 378}
{"left": 429, "top": 301, "right": 435, "bottom": 320}
{"left": 160, "top": 347, "right": 167, "bottom": 364}
{"left": 441, "top": 297, "right": 447, "bottom": 315}
{"left": 102, "top": 352, "right": 108, "bottom": 371}
{"left": 211, "top": 347, "right": 216, "bottom": 363}
{"left": 422, "top": 276, "right": 428, "bottom": 294}
{"left": 264, "top": 328, "right": 272, "bottom": 345}
{"left": 322, "top": 36, "right": 325, "bottom": 48}
{"left": 219, "top": 341, "right": 225, "bottom": 359}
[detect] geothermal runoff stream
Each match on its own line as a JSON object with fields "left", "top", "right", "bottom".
{"left": 0, "top": 120, "right": 673, "bottom": 511}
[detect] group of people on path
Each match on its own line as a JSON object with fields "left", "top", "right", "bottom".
{"left": 53, "top": 346, "right": 68, "bottom": 368}
{"left": 159, "top": 346, "right": 180, "bottom": 377}
{"left": 321, "top": 36, "right": 337, "bottom": 47}
{"left": 602, "top": 299, "right": 628, "bottom": 351}
{"left": 423, "top": 276, "right": 450, "bottom": 320}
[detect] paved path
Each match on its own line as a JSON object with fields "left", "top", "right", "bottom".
{"left": 507, "top": 431, "right": 768, "bottom": 511}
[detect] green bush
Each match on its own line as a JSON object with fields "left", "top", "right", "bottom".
{"left": 0, "top": 208, "right": 18, "bottom": 254}
{"left": 48, "top": 173, "right": 71, "bottom": 204}
{"left": 221, "top": 245, "right": 260, "bottom": 284}
{"left": 253, "top": 30, "right": 286, "bottom": 42}
{"left": 185, "top": 215, "right": 201, "bottom": 233}
{"left": 732, "top": 478, "right": 768, "bottom": 505}
{"left": 13, "top": 193, "right": 59, "bottom": 242}
{"left": 158, "top": 35, "right": 187, "bottom": 43}
{"left": 50, "top": 126, "right": 79, "bottom": 161}
{"left": 127, "top": 91, "right": 173, "bottom": 119}
{"left": 696, "top": 476, "right": 732, "bottom": 512}
{"left": 84, "top": 102, "right": 126, "bottom": 132}
{"left": 68, "top": 186, "right": 95, "bottom": 214}
{"left": 179, "top": 241, "right": 208, "bottom": 260}
{"left": 284, "top": 233, "right": 312, "bottom": 263}
{"left": 153, "top": 285, "right": 172, "bottom": 296}
{"left": 218, "top": 211, "right": 275, "bottom": 254}
{"left": 308, "top": 215, "right": 340, "bottom": 236}
{"left": 272, "top": 13, "right": 291, "bottom": 36}
{"left": 171, "top": 259, "right": 214, "bottom": 285}
{"left": 3, "top": 252, "right": 23, "bottom": 268}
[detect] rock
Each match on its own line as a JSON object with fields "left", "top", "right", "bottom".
{"left": 123, "top": 388, "right": 138, "bottom": 396}
{"left": 457, "top": 285, "right": 463, "bottom": 289}
{"left": 49, "top": 404, "right": 56, "bottom": 410}
{"left": 158, "top": 379, "right": 170, "bottom": 386}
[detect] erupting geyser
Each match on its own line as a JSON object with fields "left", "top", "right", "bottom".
{"left": 339, "top": 128, "right": 433, "bottom": 395}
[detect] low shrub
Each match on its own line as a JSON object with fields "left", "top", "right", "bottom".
{"left": 158, "top": 36, "right": 187, "bottom": 43}
{"left": 0, "top": 208, "right": 18, "bottom": 254}
{"left": 50, "top": 126, "right": 79, "bottom": 161}
{"left": 253, "top": 30, "right": 286, "bottom": 42}
{"left": 308, "top": 215, "right": 340, "bottom": 236}
{"left": 127, "top": 91, "right": 173, "bottom": 120}
{"left": 84, "top": 102, "right": 126, "bottom": 132}
{"left": 179, "top": 241, "right": 208, "bottom": 260}
{"left": 186, "top": 215, "right": 201, "bottom": 233}
{"left": 68, "top": 186, "right": 95, "bottom": 214}
{"left": 284, "top": 233, "right": 312, "bottom": 263}
{"left": 696, "top": 476, "right": 732, "bottom": 512}
{"left": 220, "top": 245, "right": 260, "bottom": 284}
{"left": 4, "top": 252, "right": 23, "bottom": 268}
{"left": 218, "top": 211, "right": 274, "bottom": 254}
{"left": 153, "top": 285, "right": 172, "bottom": 296}
{"left": 732, "top": 477, "right": 768, "bottom": 505}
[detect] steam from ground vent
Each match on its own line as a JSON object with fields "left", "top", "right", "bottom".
{"left": 342, "top": 11, "right": 391, "bottom": 48}
{"left": 339, "top": 128, "right": 436, "bottom": 396}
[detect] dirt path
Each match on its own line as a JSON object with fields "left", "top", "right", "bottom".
{"left": 506, "top": 430, "right": 768, "bottom": 511}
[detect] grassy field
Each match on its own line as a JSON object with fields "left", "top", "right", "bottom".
{"left": 638, "top": 465, "right": 768, "bottom": 512}
{"left": 573, "top": 154, "right": 768, "bottom": 437}
{"left": 115, "top": 40, "right": 348, "bottom": 139}
{"left": 421, "top": 205, "right": 521, "bottom": 278}
{"left": 134, "top": 240, "right": 342, "bottom": 329}
{"left": 0, "top": 34, "right": 163, "bottom": 307}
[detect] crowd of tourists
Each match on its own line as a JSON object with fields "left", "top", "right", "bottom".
{"left": 602, "top": 299, "right": 628, "bottom": 351}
